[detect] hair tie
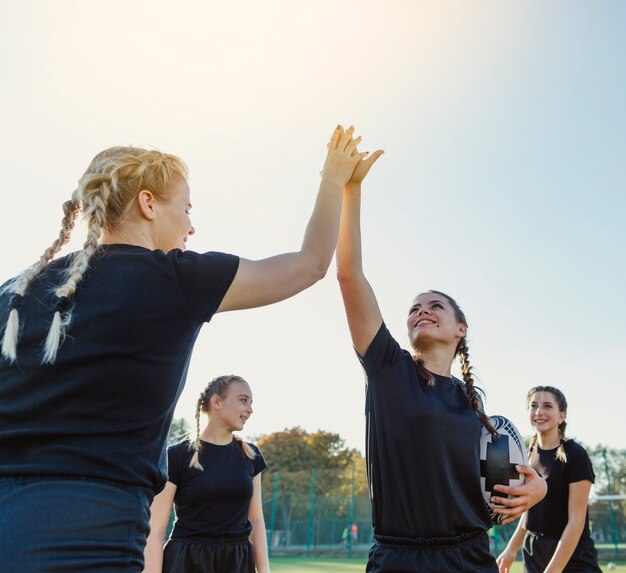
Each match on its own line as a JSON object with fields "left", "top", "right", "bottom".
{"left": 55, "top": 296, "right": 71, "bottom": 313}
{"left": 9, "top": 294, "right": 23, "bottom": 311}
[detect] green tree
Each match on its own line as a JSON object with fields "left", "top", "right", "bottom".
{"left": 167, "top": 417, "right": 190, "bottom": 446}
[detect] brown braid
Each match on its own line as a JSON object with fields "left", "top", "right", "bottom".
{"left": 188, "top": 375, "right": 256, "bottom": 470}
{"left": 527, "top": 386, "right": 568, "bottom": 463}
{"left": 457, "top": 337, "right": 497, "bottom": 435}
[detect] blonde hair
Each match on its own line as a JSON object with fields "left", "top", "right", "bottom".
{"left": 189, "top": 375, "right": 256, "bottom": 470}
{"left": 1, "top": 146, "right": 188, "bottom": 364}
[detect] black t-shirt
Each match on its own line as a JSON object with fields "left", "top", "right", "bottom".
{"left": 167, "top": 439, "right": 267, "bottom": 539}
{"left": 526, "top": 439, "right": 595, "bottom": 540}
{"left": 360, "top": 322, "right": 492, "bottom": 538}
{"left": 0, "top": 244, "right": 239, "bottom": 492}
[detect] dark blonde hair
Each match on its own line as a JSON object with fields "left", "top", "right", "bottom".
{"left": 411, "top": 290, "right": 497, "bottom": 435}
{"left": 527, "top": 385, "right": 568, "bottom": 463}
{"left": 1, "top": 146, "right": 188, "bottom": 364}
{"left": 189, "top": 375, "right": 256, "bottom": 470}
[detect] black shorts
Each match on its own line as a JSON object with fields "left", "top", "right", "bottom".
{"left": 367, "top": 530, "right": 498, "bottom": 573}
{"left": 523, "top": 531, "right": 601, "bottom": 573}
{"left": 163, "top": 536, "right": 254, "bottom": 573}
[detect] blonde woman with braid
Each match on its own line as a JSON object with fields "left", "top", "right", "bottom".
{"left": 496, "top": 387, "right": 601, "bottom": 573}
{"left": 336, "top": 153, "right": 547, "bottom": 572}
{"left": 0, "top": 125, "right": 370, "bottom": 571}
{"left": 143, "top": 375, "right": 268, "bottom": 573}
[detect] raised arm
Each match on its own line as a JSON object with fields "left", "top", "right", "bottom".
{"left": 217, "top": 126, "right": 367, "bottom": 313}
{"left": 336, "top": 150, "right": 385, "bottom": 356}
{"left": 142, "top": 481, "right": 177, "bottom": 573}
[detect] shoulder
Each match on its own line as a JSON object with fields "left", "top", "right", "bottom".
{"left": 168, "top": 440, "right": 193, "bottom": 458}
{"left": 563, "top": 439, "right": 591, "bottom": 460}
{"left": 246, "top": 442, "right": 262, "bottom": 457}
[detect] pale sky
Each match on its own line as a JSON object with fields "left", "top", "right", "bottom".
{"left": 1, "top": 1, "right": 624, "bottom": 453}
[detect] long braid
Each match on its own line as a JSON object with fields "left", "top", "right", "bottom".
{"left": 188, "top": 375, "right": 256, "bottom": 470}
{"left": 42, "top": 181, "right": 110, "bottom": 363}
{"left": 457, "top": 337, "right": 497, "bottom": 435}
{"left": 1, "top": 199, "right": 80, "bottom": 361}
{"left": 528, "top": 433, "right": 539, "bottom": 462}
{"left": 556, "top": 420, "right": 568, "bottom": 462}
{"left": 189, "top": 397, "right": 204, "bottom": 470}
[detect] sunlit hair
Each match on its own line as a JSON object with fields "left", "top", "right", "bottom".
{"left": 410, "top": 290, "right": 497, "bottom": 435}
{"left": 189, "top": 375, "right": 256, "bottom": 470}
{"left": 1, "top": 146, "right": 188, "bottom": 364}
{"left": 527, "top": 385, "right": 568, "bottom": 463}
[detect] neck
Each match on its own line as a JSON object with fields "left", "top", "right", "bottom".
{"left": 536, "top": 429, "right": 561, "bottom": 450}
{"left": 415, "top": 347, "right": 455, "bottom": 377}
{"left": 101, "top": 226, "right": 156, "bottom": 250}
{"left": 200, "top": 420, "right": 234, "bottom": 445}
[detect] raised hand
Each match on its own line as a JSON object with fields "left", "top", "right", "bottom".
{"left": 347, "top": 149, "right": 384, "bottom": 188}
{"left": 320, "top": 125, "right": 368, "bottom": 188}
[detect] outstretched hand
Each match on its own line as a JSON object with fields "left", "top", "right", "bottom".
{"left": 320, "top": 125, "right": 369, "bottom": 188}
{"left": 347, "top": 149, "right": 384, "bottom": 188}
{"left": 490, "top": 465, "right": 546, "bottom": 525}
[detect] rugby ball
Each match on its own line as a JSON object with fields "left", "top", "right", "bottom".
{"left": 480, "top": 415, "right": 527, "bottom": 525}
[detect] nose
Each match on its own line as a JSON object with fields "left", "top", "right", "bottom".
{"left": 188, "top": 226, "right": 195, "bottom": 236}
{"left": 417, "top": 307, "right": 430, "bottom": 316}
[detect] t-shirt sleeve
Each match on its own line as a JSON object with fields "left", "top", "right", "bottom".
{"left": 249, "top": 443, "right": 267, "bottom": 477}
{"left": 358, "top": 322, "right": 407, "bottom": 377}
{"left": 170, "top": 250, "right": 240, "bottom": 323}
{"left": 167, "top": 443, "right": 187, "bottom": 486}
{"left": 566, "top": 441, "right": 595, "bottom": 484}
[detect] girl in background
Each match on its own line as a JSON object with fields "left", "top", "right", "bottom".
{"left": 335, "top": 151, "right": 547, "bottom": 572}
{"left": 144, "top": 375, "right": 268, "bottom": 573}
{"left": 496, "top": 386, "right": 601, "bottom": 573}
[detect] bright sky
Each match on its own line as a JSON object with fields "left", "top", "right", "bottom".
{"left": 1, "top": 1, "right": 624, "bottom": 454}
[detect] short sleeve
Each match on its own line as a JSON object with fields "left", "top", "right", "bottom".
{"left": 170, "top": 250, "right": 240, "bottom": 323}
{"left": 358, "top": 322, "right": 408, "bottom": 377}
{"left": 167, "top": 442, "right": 188, "bottom": 485}
{"left": 249, "top": 443, "right": 267, "bottom": 477}
{"left": 566, "top": 442, "right": 595, "bottom": 484}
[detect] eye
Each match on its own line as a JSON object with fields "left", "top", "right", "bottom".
{"left": 432, "top": 302, "right": 444, "bottom": 309}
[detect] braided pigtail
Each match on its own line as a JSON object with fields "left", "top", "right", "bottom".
{"left": 189, "top": 397, "right": 205, "bottom": 470}
{"left": 233, "top": 435, "right": 257, "bottom": 460}
{"left": 413, "top": 358, "right": 436, "bottom": 386}
{"left": 528, "top": 433, "right": 538, "bottom": 462}
{"left": 556, "top": 420, "right": 568, "bottom": 463}
{"left": 457, "top": 337, "right": 497, "bottom": 436}
{"left": 42, "top": 178, "right": 111, "bottom": 363}
{"left": 1, "top": 198, "right": 80, "bottom": 362}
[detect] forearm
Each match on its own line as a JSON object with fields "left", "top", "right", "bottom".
{"left": 505, "top": 516, "right": 527, "bottom": 555}
{"left": 298, "top": 177, "right": 344, "bottom": 278}
{"left": 142, "top": 530, "right": 165, "bottom": 573}
{"left": 250, "top": 518, "right": 270, "bottom": 573}
{"left": 336, "top": 184, "right": 364, "bottom": 280}
{"left": 544, "top": 521, "right": 585, "bottom": 573}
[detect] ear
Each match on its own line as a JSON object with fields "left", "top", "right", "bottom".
{"left": 210, "top": 394, "right": 223, "bottom": 411}
{"left": 136, "top": 190, "right": 157, "bottom": 221}
{"left": 457, "top": 323, "right": 467, "bottom": 338}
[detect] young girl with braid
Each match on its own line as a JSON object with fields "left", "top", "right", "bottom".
{"left": 496, "top": 387, "right": 601, "bottom": 573}
{"left": 143, "top": 375, "right": 268, "bottom": 573}
{"left": 336, "top": 152, "right": 547, "bottom": 572}
{"left": 0, "top": 125, "right": 368, "bottom": 571}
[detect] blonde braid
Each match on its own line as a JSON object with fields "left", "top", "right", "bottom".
{"left": 1, "top": 199, "right": 80, "bottom": 361}
{"left": 556, "top": 421, "right": 568, "bottom": 463}
{"left": 42, "top": 182, "right": 110, "bottom": 363}
{"left": 457, "top": 337, "right": 497, "bottom": 435}
{"left": 234, "top": 435, "right": 257, "bottom": 460}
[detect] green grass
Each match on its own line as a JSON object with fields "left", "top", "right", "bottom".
{"left": 269, "top": 556, "right": 626, "bottom": 572}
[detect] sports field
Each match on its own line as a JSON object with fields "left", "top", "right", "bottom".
{"left": 269, "top": 557, "right": 626, "bottom": 572}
